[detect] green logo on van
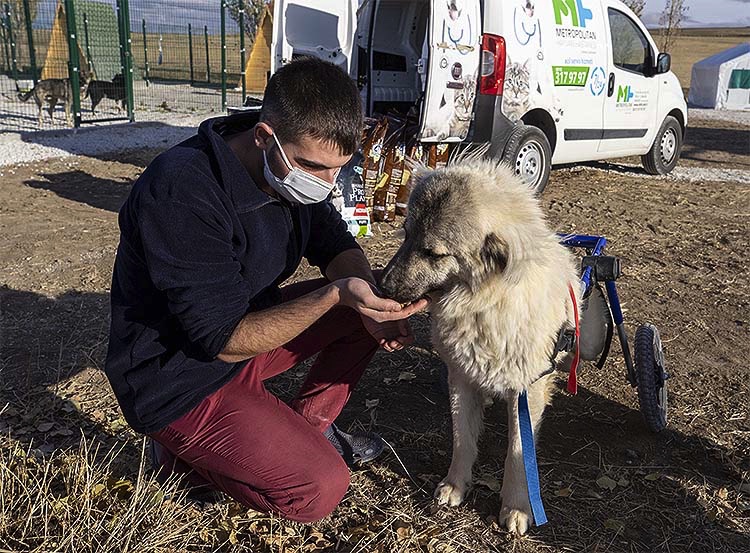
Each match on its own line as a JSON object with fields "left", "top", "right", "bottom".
{"left": 552, "top": 0, "right": 593, "bottom": 28}
{"left": 617, "top": 85, "right": 634, "bottom": 103}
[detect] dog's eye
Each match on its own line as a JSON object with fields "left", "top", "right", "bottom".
{"left": 424, "top": 248, "right": 449, "bottom": 260}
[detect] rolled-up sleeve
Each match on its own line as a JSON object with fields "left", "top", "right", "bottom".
{"left": 304, "top": 201, "right": 360, "bottom": 272}
{"left": 137, "top": 197, "right": 252, "bottom": 359}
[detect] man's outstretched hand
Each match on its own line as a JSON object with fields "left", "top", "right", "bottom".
{"left": 334, "top": 277, "right": 428, "bottom": 351}
{"left": 335, "top": 277, "right": 429, "bottom": 323}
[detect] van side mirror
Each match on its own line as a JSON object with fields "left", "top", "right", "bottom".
{"left": 656, "top": 53, "right": 671, "bottom": 74}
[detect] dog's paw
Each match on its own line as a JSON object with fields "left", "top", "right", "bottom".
{"left": 434, "top": 480, "right": 467, "bottom": 507}
{"left": 499, "top": 506, "right": 531, "bottom": 536}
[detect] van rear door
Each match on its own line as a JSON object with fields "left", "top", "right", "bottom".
{"left": 598, "top": 4, "right": 660, "bottom": 155}
{"left": 271, "top": 0, "right": 359, "bottom": 74}
{"left": 419, "top": 0, "right": 482, "bottom": 142}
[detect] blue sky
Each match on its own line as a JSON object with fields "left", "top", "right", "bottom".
{"left": 642, "top": 0, "right": 750, "bottom": 27}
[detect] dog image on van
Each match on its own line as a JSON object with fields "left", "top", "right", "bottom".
{"left": 379, "top": 156, "right": 606, "bottom": 535}
{"left": 17, "top": 78, "right": 76, "bottom": 127}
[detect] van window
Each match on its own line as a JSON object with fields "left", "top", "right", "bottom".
{"left": 608, "top": 9, "right": 651, "bottom": 74}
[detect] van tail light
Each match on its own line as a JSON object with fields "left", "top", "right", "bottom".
{"left": 479, "top": 34, "right": 506, "bottom": 95}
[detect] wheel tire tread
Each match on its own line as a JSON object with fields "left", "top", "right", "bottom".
{"left": 501, "top": 123, "right": 551, "bottom": 195}
{"left": 634, "top": 324, "right": 667, "bottom": 432}
{"left": 642, "top": 116, "right": 682, "bottom": 176}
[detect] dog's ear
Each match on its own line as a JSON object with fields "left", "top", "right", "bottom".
{"left": 480, "top": 232, "right": 508, "bottom": 273}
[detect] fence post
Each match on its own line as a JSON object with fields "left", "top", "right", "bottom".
{"left": 141, "top": 18, "right": 149, "bottom": 85}
{"left": 220, "top": 1, "right": 226, "bottom": 110}
{"left": 62, "top": 0, "right": 81, "bottom": 127}
{"left": 82, "top": 12, "right": 93, "bottom": 78}
{"left": 4, "top": 4, "right": 18, "bottom": 82}
{"left": 1, "top": 18, "right": 10, "bottom": 74}
{"left": 22, "top": 0, "right": 36, "bottom": 84}
{"left": 239, "top": 0, "right": 245, "bottom": 101}
{"left": 116, "top": 0, "right": 134, "bottom": 121}
{"left": 203, "top": 24, "right": 209, "bottom": 84}
{"left": 188, "top": 22, "right": 194, "bottom": 85}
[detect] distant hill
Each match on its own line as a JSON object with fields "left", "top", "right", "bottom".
{"left": 646, "top": 26, "right": 750, "bottom": 36}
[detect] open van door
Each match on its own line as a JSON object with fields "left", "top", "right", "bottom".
{"left": 271, "top": 0, "right": 359, "bottom": 74}
{"left": 419, "top": 0, "right": 482, "bottom": 142}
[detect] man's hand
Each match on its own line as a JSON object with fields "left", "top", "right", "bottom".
{"left": 361, "top": 316, "right": 415, "bottom": 352}
{"left": 335, "top": 277, "right": 428, "bottom": 323}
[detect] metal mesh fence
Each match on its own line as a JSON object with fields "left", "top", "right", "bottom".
{"left": 0, "top": 0, "right": 59, "bottom": 130}
{"left": 128, "top": 1, "right": 249, "bottom": 116}
{"left": 0, "top": 0, "right": 268, "bottom": 132}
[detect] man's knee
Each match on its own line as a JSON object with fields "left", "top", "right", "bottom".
{"left": 286, "top": 460, "right": 350, "bottom": 523}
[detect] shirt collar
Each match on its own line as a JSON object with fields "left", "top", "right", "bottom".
{"left": 198, "top": 113, "right": 274, "bottom": 212}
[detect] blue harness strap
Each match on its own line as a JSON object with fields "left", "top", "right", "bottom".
{"left": 518, "top": 390, "right": 548, "bottom": 526}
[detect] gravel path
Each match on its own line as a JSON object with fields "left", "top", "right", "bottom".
{"left": 563, "top": 161, "right": 750, "bottom": 184}
{"left": 0, "top": 112, "right": 205, "bottom": 166}
{"left": 688, "top": 107, "right": 750, "bottom": 125}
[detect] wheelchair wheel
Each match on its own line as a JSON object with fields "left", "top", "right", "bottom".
{"left": 634, "top": 324, "right": 668, "bottom": 432}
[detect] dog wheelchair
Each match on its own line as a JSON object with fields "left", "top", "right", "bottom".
{"left": 560, "top": 234, "right": 668, "bottom": 434}
{"left": 521, "top": 234, "right": 670, "bottom": 526}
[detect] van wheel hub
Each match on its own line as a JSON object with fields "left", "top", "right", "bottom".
{"left": 660, "top": 128, "right": 677, "bottom": 164}
{"left": 516, "top": 141, "right": 543, "bottom": 187}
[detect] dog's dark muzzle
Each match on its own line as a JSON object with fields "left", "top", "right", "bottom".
{"left": 379, "top": 253, "right": 438, "bottom": 304}
{"left": 378, "top": 257, "right": 414, "bottom": 304}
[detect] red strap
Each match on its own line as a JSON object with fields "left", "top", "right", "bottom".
{"left": 567, "top": 284, "right": 580, "bottom": 395}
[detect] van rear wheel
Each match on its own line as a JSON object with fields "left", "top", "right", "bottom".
{"left": 642, "top": 116, "right": 682, "bottom": 175}
{"left": 501, "top": 124, "right": 552, "bottom": 195}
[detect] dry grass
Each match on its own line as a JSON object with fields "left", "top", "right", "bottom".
{"left": 0, "top": 421, "right": 502, "bottom": 553}
{"left": 0, "top": 429, "right": 218, "bottom": 552}
{"left": 0, "top": 425, "right": 346, "bottom": 553}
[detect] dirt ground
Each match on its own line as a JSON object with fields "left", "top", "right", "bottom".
{"left": 1, "top": 116, "right": 748, "bottom": 552}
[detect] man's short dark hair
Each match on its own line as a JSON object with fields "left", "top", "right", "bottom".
{"left": 261, "top": 57, "right": 363, "bottom": 155}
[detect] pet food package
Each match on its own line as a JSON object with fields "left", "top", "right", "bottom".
{"left": 362, "top": 117, "right": 389, "bottom": 209}
{"left": 395, "top": 138, "right": 425, "bottom": 217}
{"left": 427, "top": 143, "right": 451, "bottom": 169}
{"left": 372, "top": 120, "right": 406, "bottom": 222}
{"left": 386, "top": 138, "right": 407, "bottom": 221}
{"left": 332, "top": 150, "right": 372, "bottom": 238}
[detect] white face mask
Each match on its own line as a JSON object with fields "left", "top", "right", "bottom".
{"left": 262, "top": 133, "right": 338, "bottom": 204}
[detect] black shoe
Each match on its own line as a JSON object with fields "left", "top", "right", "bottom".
{"left": 323, "top": 424, "right": 385, "bottom": 466}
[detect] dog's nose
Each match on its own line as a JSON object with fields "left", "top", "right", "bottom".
{"left": 377, "top": 268, "right": 393, "bottom": 295}
{"left": 378, "top": 265, "right": 404, "bottom": 302}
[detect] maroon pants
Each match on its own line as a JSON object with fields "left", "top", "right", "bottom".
{"left": 149, "top": 279, "right": 379, "bottom": 522}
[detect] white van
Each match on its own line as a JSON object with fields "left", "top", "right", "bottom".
{"left": 271, "top": 0, "right": 687, "bottom": 193}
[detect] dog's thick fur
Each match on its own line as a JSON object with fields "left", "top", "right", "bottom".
{"left": 86, "top": 74, "right": 125, "bottom": 114}
{"left": 17, "top": 78, "right": 75, "bottom": 127}
{"left": 380, "top": 157, "right": 604, "bottom": 535}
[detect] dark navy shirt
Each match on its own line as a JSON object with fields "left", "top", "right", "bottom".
{"left": 105, "top": 112, "right": 359, "bottom": 434}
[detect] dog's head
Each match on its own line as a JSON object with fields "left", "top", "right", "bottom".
{"left": 379, "top": 156, "right": 544, "bottom": 304}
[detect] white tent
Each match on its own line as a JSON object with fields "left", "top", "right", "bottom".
{"left": 688, "top": 42, "right": 750, "bottom": 110}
